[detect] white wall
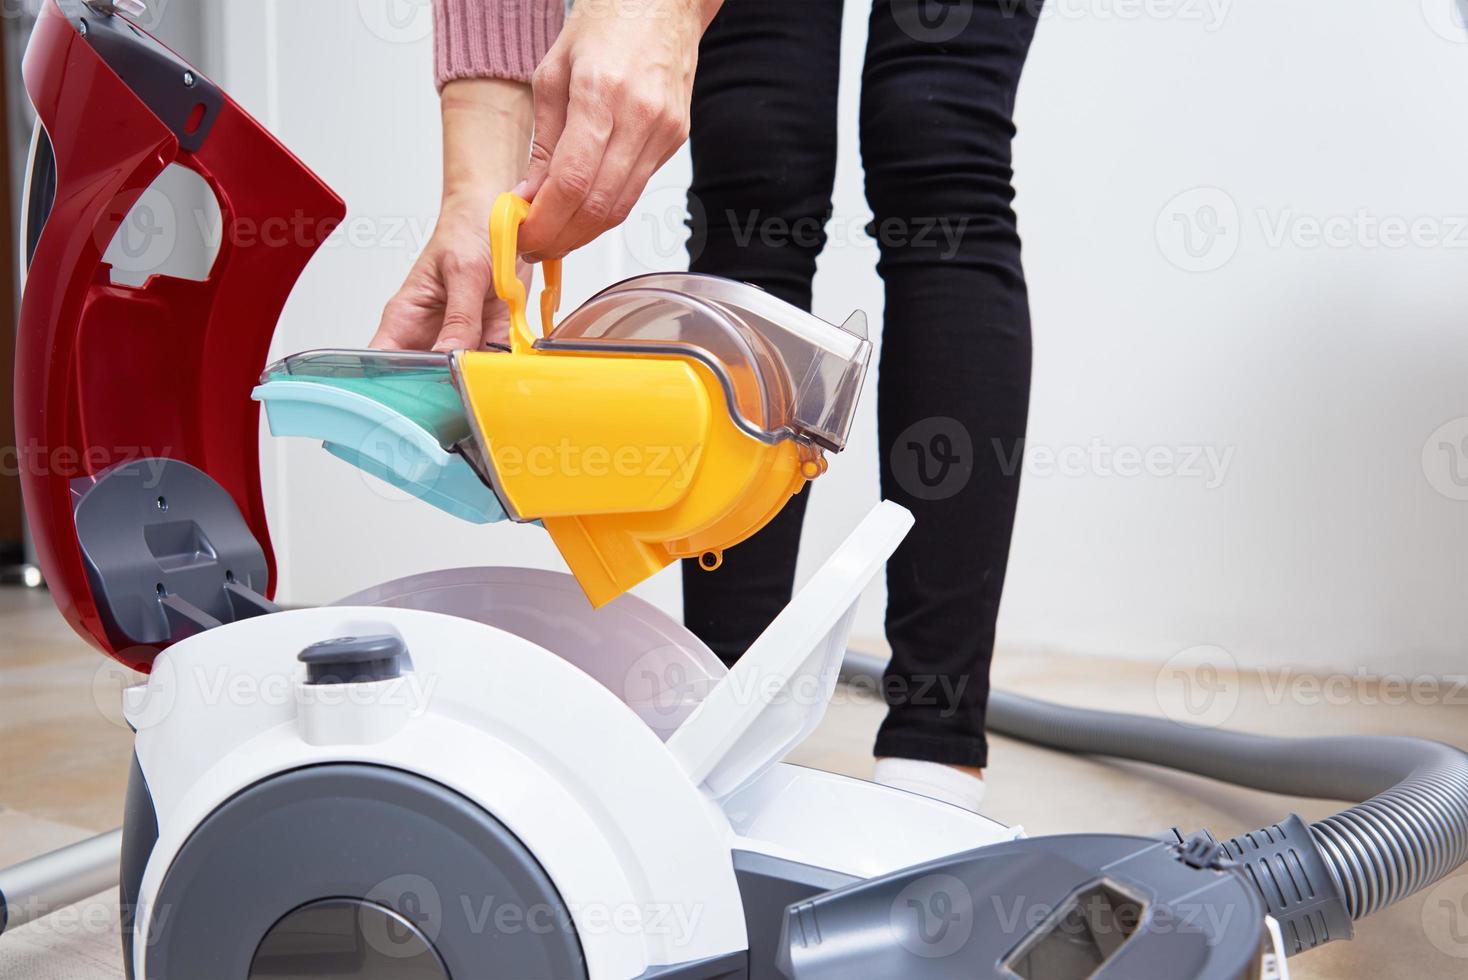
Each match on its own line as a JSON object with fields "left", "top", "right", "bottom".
{"left": 1006, "top": 0, "right": 1468, "bottom": 676}
{"left": 193, "top": 0, "right": 1467, "bottom": 675}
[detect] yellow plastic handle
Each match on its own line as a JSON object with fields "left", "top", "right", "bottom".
{"left": 490, "top": 192, "right": 562, "bottom": 354}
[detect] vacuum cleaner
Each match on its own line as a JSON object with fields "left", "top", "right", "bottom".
{"left": 2, "top": 2, "right": 1466, "bottom": 978}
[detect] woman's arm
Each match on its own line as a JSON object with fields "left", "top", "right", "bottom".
{"left": 370, "top": 76, "right": 533, "bottom": 352}
{"left": 373, "top": 0, "right": 722, "bottom": 351}
{"left": 371, "top": 0, "right": 558, "bottom": 352}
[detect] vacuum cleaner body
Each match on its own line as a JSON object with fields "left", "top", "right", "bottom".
{"left": 116, "top": 504, "right": 1047, "bottom": 979}
{"left": 112, "top": 505, "right": 1284, "bottom": 980}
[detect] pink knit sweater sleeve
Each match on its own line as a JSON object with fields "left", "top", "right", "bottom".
{"left": 433, "top": 0, "right": 565, "bottom": 89}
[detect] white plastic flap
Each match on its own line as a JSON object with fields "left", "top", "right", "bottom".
{"left": 666, "top": 501, "right": 914, "bottom": 799}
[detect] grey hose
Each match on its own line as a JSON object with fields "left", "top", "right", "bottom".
{"left": 984, "top": 690, "right": 1468, "bottom": 919}
{"left": 842, "top": 653, "right": 1468, "bottom": 948}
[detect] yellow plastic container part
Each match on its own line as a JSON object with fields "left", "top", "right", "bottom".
{"left": 453, "top": 193, "right": 872, "bottom": 607}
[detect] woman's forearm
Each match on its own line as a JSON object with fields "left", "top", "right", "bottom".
{"left": 440, "top": 78, "right": 533, "bottom": 206}
{"left": 434, "top": 0, "right": 551, "bottom": 205}
{"left": 373, "top": 2, "right": 554, "bottom": 353}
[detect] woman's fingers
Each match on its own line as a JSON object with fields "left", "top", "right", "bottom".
{"left": 604, "top": 126, "right": 685, "bottom": 249}
{"left": 370, "top": 275, "right": 437, "bottom": 351}
{"left": 538, "top": 124, "right": 643, "bottom": 256}
{"left": 521, "top": 55, "right": 571, "bottom": 201}
{"left": 369, "top": 299, "right": 410, "bottom": 350}
{"left": 431, "top": 259, "right": 489, "bottom": 351}
{"left": 546, "top": 83, "right": 687, "bottom": 257}
{"left": 520, "top": 78, "right": 689, "bottom": 259}
{"left": 512, "top": 0, "right": 703, "bottom": 260}
{"left": 519, "top": 70, "right": 619, "bottom": 260}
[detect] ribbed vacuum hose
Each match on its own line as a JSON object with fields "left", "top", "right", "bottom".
{"left": 1308, "top": 754, "right": 1468, "bottom": 919}
{"left": 984, "top": 689, "right": 1468, "bottom": 922}
{"left": 840, "top": 653, "right": 1468, "bottom": 947}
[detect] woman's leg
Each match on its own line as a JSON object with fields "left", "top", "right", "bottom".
{"left": 680, "top": 0, "right": 844, "bottom": 667}
{"left": 861, "top": 0, "right": 1042, "bottom": 767}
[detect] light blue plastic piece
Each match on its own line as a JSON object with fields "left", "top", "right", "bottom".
{"left": 252, "top": 379, "right": 507, "bottom": 525}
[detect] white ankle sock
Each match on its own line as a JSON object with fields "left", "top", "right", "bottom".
{"left": 873, "top": 758, "right": 987, "bottom": 813}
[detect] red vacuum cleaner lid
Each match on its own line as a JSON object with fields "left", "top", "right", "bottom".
{"left": 17, "top": 0, "right": 344, "bottom": 670}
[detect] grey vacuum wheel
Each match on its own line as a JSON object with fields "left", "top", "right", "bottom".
{"left": 142, "top": 764, "right": 587, "bottom": 980}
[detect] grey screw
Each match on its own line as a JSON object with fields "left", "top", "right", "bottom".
{"left": 183, "top": 71, "right": 196, "bottom": 88}
{"left": 78, "top": 19, "right": 88, "bottom": 34}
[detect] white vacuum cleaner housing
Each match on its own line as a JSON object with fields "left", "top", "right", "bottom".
{"left": 119, "top": 503, "right": 1019, "bottom": 979}
{"left": 113, "top": 501, "right": 1288, "bottom": 980}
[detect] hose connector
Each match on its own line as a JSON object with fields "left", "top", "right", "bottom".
{"left": 1217, "top": 814, "right": 1353, "bottom": 955}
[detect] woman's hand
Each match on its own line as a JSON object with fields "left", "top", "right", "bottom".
{"left": 371, "top": 79, "right": 533, "bottom": 352}
{"left": 516, "top": 0, "right": 722, "bottom": 261}
{"left": 371, "top": 196, "right": 528, "bottom": 351}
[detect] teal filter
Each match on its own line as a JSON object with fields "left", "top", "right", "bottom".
{"left": 253, "top": 350, "right": 507, "bottom": 525}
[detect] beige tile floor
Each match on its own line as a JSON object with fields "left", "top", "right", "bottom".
{"left": 2, "top": 584, "right": 1466, "bottom": 978}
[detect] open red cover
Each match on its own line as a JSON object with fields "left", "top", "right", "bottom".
{"left": 17, "top": 0, "right": 344, "bottom": 670}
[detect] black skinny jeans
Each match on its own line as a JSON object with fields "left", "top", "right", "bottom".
{"left": 681, "top": 0, "right": 1041, "bottom": 768}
